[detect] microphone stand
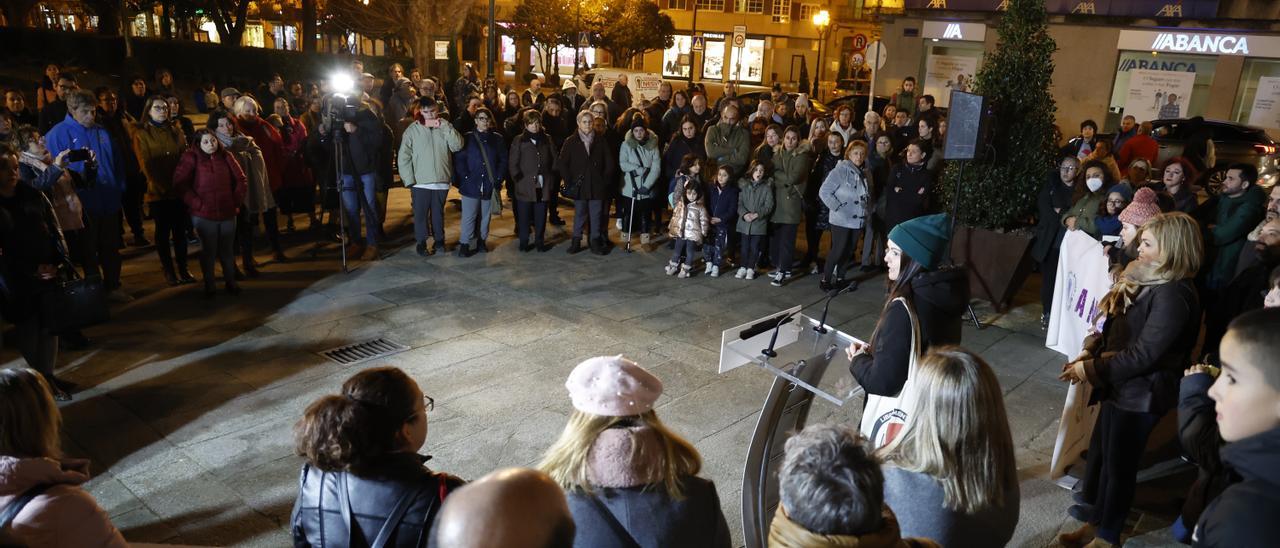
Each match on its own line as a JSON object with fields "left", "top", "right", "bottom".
{"left": 761, "top": 310, "right": 797, "bottom": 359}
{"left": 814, "top": 280, "right": 859, "bottom": 335}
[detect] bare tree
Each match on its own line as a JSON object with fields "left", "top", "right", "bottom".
{"left": 508, "top": 0, "right": 575, "bottom": 81}
{"left": 326, "top": 0, "right": 472, "bottom": 74}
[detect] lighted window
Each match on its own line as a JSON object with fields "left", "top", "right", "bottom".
{"left": 736, "top": 0, "right": 764, "bottom": 14}
{"left": 695, "top": 0, "right": 725, "bottom": 10}
{"left": 772, "top": 0, "right": 791, "bottom": 23}
{"left": 798, "top": 4, "right": 819, "bottom": 22}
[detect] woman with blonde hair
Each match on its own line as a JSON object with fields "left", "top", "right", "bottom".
{"left": 0, "top": 368, "right": 126, "bottom": 546}
{"left": 540, "top": 355, "right": 730, "bottom": 547}
{"left": 1059, "top": 211, "right": 1203, "bottom": 548}
{"left": 879, "top": 347, "right": 1019, "bottom": 547}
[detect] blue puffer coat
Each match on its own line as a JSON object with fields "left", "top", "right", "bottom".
{"left": 454, "top": 129, "right": 508, "bottom": 199}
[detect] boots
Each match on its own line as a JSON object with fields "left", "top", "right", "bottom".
{"left": 161, "top": 262, "right": 179, "bottom": 286}
{"left": 567, "top": 240, "right": 583, "bottom": 254}
{"left": 176, "top": 263, "right": 196, "bottom": 284}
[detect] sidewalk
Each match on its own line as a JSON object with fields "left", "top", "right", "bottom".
{"left": 2, "top": 187, "right": 1180, "bottom": 546}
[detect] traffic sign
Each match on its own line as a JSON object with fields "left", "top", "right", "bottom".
{"left": 691, "top": 36, "right": 705, "bottom": 52}
{"left": 579, "top": 31, "right": 590, "bottom": 48}
{"left": 732, "top": 25, "right": 747, "bottom": 48}
{"left": 866, "top": 40, "right": 888, "bottom": 70}
{"left": 853, "top": 33, "right": 868, "bottom": 50}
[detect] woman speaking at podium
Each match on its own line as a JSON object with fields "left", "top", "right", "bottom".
{"left": 846, "top": 213, "right": 968, "bottom": 398}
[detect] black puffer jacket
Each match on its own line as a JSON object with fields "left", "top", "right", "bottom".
{"left": 1192, "top": 426, "right": 1280, "bottom": 547}
{"left": 850, "top": 267, "right": 969, "bottom": 397}
{"left": 291, "top": 454, "right": 464, "bottom": 548}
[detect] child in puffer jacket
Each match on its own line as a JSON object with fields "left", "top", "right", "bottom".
{"left": 666, "top": 178, "right": 709, "bottom": 278}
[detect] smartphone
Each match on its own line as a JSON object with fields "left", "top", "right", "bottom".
{"left": 422, "top": 118, "right": 441, "bottom": 128}
{"left": 67, "top": 148, "right": 91, "bottom": 162}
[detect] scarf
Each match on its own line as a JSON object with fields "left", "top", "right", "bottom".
{"left": 579, "top": 130, "right": 594, "bottom": 153}
{"left": 18, "top": 151, "right": 48, "bottom": 174}
{"left": 768, "top": 505, "right": 925, "bottom": 548}
{"left": 1098, "top": 260, "right": 1178, "bottom": 318}
{"left": 585, "top": 425, "right": 665, "bottom": 489}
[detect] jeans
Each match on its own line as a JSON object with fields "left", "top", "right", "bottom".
{"left": 739, "top": 234, "right": 764, "bottom": 270}
{"left": 193, "top": 216, "right": 237, "bottom": 288}
{"left": 704, "top": 224, "right": 729, "bottom": 268}
{"left": 573, "top": 199, "right": 605, "bottom": 242}
{"left": 14, "top": 314, "right": 57, "bottom": 377}
{"left": 459, "top": 196, "right": 492, "bottom": 247}
{"left": 671, "top": 238, "right": 696, "bottom": 265}
{"left": 770, "top": 223, "right": 799, "bottom": 274}
{"left": 826, "top": 226, "right": 862, "bottom": 281}
{"left": 515, "top": 200, "right": 547, "bottom": 245}
{"left": 151, "top": 199, "right": 189, "bottom": 273}
{"left": 80, "top": 212, "right": 123, "bottom": 289}
{"left": 411, "top": 187, "right": 447, "bottom": 248}
{"left": 342, "top": 173, "right": 383, "bottom": 246}
{"left": 1080, "top": 402, "right": 1162, "bottom": 544}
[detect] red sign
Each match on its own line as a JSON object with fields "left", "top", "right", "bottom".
{"left": 853, "top": 33, "right": 868, "bottom": 50}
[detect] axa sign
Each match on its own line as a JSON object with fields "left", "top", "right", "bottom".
{"left": 1150, "top": 33, "right": 1250, "bottom": 55}
{"left": 942, "top": 23, "right": 964, "bottom": 40}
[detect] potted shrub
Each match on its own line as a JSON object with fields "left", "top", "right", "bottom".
{"left": 937, "top": 0, "right": 1058, "bottom": 311}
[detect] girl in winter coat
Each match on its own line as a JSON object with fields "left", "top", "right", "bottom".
{"left": 619, "top": 113, "right": 661, "bottom": 245}
{"left": 668, "top": 154, "right": 702, "bottom": 208}
{"left": 209, "top": 110, "right": 275, "bottom": 277}
{"left": 1058, "top": 212, "right": 1203, "bottom": 548}
{"left": 666, "top": 175, "right": 709, "bottom": 279}
{"left": 453, "top": 107, "right": 507, "bottom": 256}
{"left": 174, "top": 129, "right": 249, "bottom": 297}
{"left": 292, "top": 367, "right": 465, "bottom": 548}
{"left": 541, "top": 356, "right": 731, "bottom": 548}
{"left": 802, "top": 132, "right": 844, "bottom": 276}
{"left": 132, "top": 95, "right": 193, "bottom": 286}
{"left": 819, "top": 140, "right": 871, "bottom": 290}
{"left": 1095, "top": 188, "right": 1130, "bottom": 239}
{"left": 704, "top": 165, "right": 739, "bottom": 278}
{"left": 735, "top": 161, "right": 775, "bottom": 280}
{"left": 0, "top": 368, "right": 127, "bottom": 546}
{"left": 768, "top": 126, "right": 814, "bottom": 287}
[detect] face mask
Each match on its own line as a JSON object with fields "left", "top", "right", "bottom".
{"left": 1086, "top": 177, "right": 1103, "bottom": 193}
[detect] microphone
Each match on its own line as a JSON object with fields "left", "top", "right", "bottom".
{"left": 815, "top": 279, "right": 860, "bottom": 334}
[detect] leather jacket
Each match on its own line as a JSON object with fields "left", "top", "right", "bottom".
{"left": 291, "top": 454, "right": 464, "bottom": 548}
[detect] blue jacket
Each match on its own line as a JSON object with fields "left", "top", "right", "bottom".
{"left": 454, "top": 130, "right": 508, "bottom": 199}
{"left": 45, "top": 115, "right": 125, "bottom": 216}
{"left": 706, "top": 182, "right": 739, "bottom": 230}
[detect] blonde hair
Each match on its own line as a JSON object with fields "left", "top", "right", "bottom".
{"left": 232, "top": 95, "right": 261, "bottom": 117}
{"left": 0, "top": 368, "right": 62, "bottom": 459}
{"left": 879, "top": 347, "right": 1015, "bottom": 514}
{"left": 1140, "top": 212, "right": 1202, "bottom": 280}
{"left": 539, "top": 410, "right": 702, "bottom": 499}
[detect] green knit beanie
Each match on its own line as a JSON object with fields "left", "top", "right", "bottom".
{"left": 888, "top": 214, "right": 951, "bottom": 270}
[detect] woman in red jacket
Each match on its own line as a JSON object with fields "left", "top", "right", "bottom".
{"left": 174, "top": 129, "right": 249, "bottom": 297}
{"left": 232, "top": 96, "right": 287, "bottom": 262}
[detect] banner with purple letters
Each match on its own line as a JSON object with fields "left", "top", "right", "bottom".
{"left": 903, "top": 0, "right": 1218, "bottom": 18}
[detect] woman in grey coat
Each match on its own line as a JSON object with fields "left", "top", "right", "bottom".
{"left": 819, "top": 140, "right": 871, "bottom": 289}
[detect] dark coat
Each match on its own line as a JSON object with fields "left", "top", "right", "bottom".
{"left": 37, "top": 100, "right": 67, "bottom": 135}
{"left": 339, "top": 109, "right": 385, "bottom": 177}
{"left": 508, "top": 131, "right": 558, "bottom": 202}
{"left": 453, "top": 130, "right": 508, "bottom": 200}
{"left": 706, "top": 182, "right": 739, "bottom": 230}
{"left": 173, "top": 147, "right": 248, "bottom": 221}
{"left": 1177, "top": 373, "right": 1229, "bottom": 543}
{"left": 567, "top": 476, "right": 731, "bottom": 548}
{"left": 850, "top": 268, "right": 969, "bottom": 397}
{"left": 1082, "top": 280, "right": 1201, "bottom": 415}
{"left": 661, "top": 134, "right": 706, "bottom": 186}
{"left": 556, "top": 131, "right": 615, "bottom": 201}
{"left": 1032, "top": 172, "right": 1079, "bottom": 263}
{"left": 1192, "top": 426, "right": 1280, "bottom": 547}
{"left": 883, "top": 161, "right": 933, "bottom": 231}
{"left": 0, "top": 184, "right": 62, "bottom": 323}
{"left": 291, "top": 454, "right": 464, "bottom": 548}
{"left": 1205, "top": 186, "right": 1266, "bottom": 289}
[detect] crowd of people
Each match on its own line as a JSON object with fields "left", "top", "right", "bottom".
{"left": 2, "top": 59, "right": 1280, "bottom": 547}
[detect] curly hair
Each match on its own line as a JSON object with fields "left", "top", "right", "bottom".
{"left": 294, "top": 367, "right": 419, "bottom": 475}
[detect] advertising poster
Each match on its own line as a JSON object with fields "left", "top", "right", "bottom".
{"left": 922, "top": 54, "right": 978, "bottom": 108}
{"left": 1247, "top": 76, "right": 1280, "bottom": 133}
{"left": 589, "top": 70, "right": 663, "bottom": 108}
{"left": 1125, "top": 69, "right": 1195, "bottom": 122}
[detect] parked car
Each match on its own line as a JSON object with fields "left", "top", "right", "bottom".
{"left": 1150, "top": 118, "right": 1279, "bottom": 192}
{"left": 736, "top": 91, "right": 830, "bottom": 120}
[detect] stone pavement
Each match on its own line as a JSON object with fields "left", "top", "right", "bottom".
{"left": 1, "top": 189, "right": 1184, "bottom": 547}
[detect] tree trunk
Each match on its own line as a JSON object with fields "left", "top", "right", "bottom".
{"left": 302, "top": 0, "right": 317, "bottom": 52}
{"left": 1, "top": 0, "right": 36, "bottom": 27}
{"left": 160, "top": 1, "right": 171, "bottom": 39}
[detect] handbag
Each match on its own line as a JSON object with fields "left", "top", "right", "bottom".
{"left": 858, "top": 297, "right": 921, "bottom": 449}
{"left": 473, "top": 133, "right": 503, "bottom": 216}
{"left": 37, "top": 193, "right": 108, "bottom": 334}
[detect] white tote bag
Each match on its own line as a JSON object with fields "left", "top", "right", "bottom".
{"left": 858, "top": 297, "right": 922, "bottom": 449}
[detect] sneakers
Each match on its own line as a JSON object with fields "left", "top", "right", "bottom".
{"left": 709, "top": 265, "right": 720, "bottom": 278}
{"left": 734, "top": 267, "right": 748, "bottom": 279}
{"left": 677, "top": 265, "right": 691, "bottom": 278}
{"left": 665, "top": 261, "right": 679, "bottom": 276}
{"left": 640, "top": 233, "right": 651, "bottom": 245}
{"left": 771, "top": 272, "right": 791, "bottom": 287}
{"left": 745, "top": 269, "right": 757, "bottom": 280}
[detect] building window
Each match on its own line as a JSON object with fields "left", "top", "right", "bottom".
{"left": 735, "top": 0, "right": 764, "bottom": 14}
{"left": 798, "top": 4, "right": 819, "bottom": 22}
{"left": 695, "top": 0, "right": 724, "bottom": 10}
{"left": 772, "top": 0, "right": 792, "bottom": 23}
{"left": 663, "top": 35, "right": 694, "bottom": 79}
{"left": 667, "top": 0, "right": 688, "bottom": 9}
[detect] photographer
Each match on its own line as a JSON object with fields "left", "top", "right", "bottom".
{"left": 398, "top": 97, "right": 461, "bottom": 257}
{"left": 330, "top": 96, "right": 386, "bottom": 260}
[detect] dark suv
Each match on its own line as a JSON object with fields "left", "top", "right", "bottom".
{"left": 1150, "top": 119, "right": 1279, "bottom": 192}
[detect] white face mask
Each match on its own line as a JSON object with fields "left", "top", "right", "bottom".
{"left": 1086, "top": 177, "right": 1104, "bottom": 193}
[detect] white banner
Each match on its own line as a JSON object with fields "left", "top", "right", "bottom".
{"left": 922, "top": 54, "right": 978, "bottom": 108}
{"left": 589, "top": 70, "right": 664, "bottom": 108}
{"left": 1046, "top": 230, "right": 1112, "bottom": 481}
{"left": 1125, "top": 69, "right": 1196, "bottom": 122}
{"left": 1248, "top": 76, "right": 1280, "bottom": 134}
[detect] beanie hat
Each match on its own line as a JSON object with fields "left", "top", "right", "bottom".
{"left": 1109, "top": 183, "right": 1134, "bottom": 203}
{"left": 630, "top": 115, "right": 648, "bottom": 131}
{"left": 887, "top": 213, "right": 951, "bottom": 270}
{"left": 1119, "top": 187, "right": 1161, "bottom": 227}
{"left": 565, "top": 355, "right": 663, "bottom": 417}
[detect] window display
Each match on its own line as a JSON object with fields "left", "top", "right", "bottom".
{"left": 664, "top": 35, "right": 693, "bottom": 79}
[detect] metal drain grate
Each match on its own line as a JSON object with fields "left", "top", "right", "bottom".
{"left": 319, "top": 338, "right": 410, "bottom": 365}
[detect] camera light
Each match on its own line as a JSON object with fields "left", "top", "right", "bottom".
{"left": 329, "top": 72, "right": 355, "bottom": 95}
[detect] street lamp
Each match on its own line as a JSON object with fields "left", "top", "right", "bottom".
{"left": 812, "top": 9, "right": 830, "bottom": 99}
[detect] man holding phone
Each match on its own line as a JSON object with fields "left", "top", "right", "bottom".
{"left": 45, "top": 88, "right": 131, "bottom": 302}
{"left": 398, "top": 97, "right": 462, "bottom": 257}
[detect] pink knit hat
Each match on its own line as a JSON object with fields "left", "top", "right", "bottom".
{"left": 565, "top": 355, "right": 663, "bottom": 417}
{"left": 1119, "top": 187, "right": 1161, "bottom": 227}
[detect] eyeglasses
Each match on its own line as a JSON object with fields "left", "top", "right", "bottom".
{"left": 1106, "top": 199, "right": 1126, "bottom": 205}
{"left": 423, "top": 395, "right": 434, "bottom": 412}
{"left": 1060, "top": 166, "right": 1078, "bottom": 172}
{"left": 474, "top": 116, "right": 490, "bottom": 123}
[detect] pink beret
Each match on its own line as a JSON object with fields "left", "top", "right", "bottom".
{"left": 1119, "top": 187, "right": 1161, "bottom": 227}
{"left": 565, "top": 355, "right": 663, "bottom": 417}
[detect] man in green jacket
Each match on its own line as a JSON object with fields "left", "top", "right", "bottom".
{"left": 399, "top": 97, "right": 462, "bottom": 256}
{"left": 705, "top": 104, "right": 749, "bottom": 178}
{"left": 1205, "top": 163, "right": 1266, "bottom": 290}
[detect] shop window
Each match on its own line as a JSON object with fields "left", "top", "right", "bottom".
{"left": 735, "top": 0, "right": 764, "bottom": 14}
{"left": 702, "top": 39, "right": 726, "bottom": 81}
{"left": 772, "top": 0, "right": 791, "bottom": 23}
{"left": 663, "top": 35, "right": 693, "bottom": 79}
{"left": 696, "top": 0, "right": 725, "bottom": 10}
{"left": 1108, "top": 51, "right": 1216, "bottom": 126}
{"left": 1233, "top": 59, "right": 1280, "bottom": 132}
{"left": 731, "top": 38, "right": 766, "bottom": 83}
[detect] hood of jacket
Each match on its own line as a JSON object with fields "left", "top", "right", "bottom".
{"left": 1221, "top": 425, "right": 1280, "bottom": 487}
{"left": 586, "top": 425, "right": 665, "bottom": 489}
{"left": 624, "top": 128, "right": 659, "bottom": 151}
{"left": 769, "top": 505, "right": 927, "bottom": 548}
{"left": 911, "top": 266, "right": 969, "bottom": 318}
{"left": 0, "top": 456, "right": 90, "bottom": 497}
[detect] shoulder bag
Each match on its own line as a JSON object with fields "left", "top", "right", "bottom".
{"left": 37, "top": 192, "right": 108, "bottom": 334}
{"left": 858, "top": 297, "right": 921, "bottom": 449}
{"left": 473, "top": 133, "right": 503, "bottom": 216}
